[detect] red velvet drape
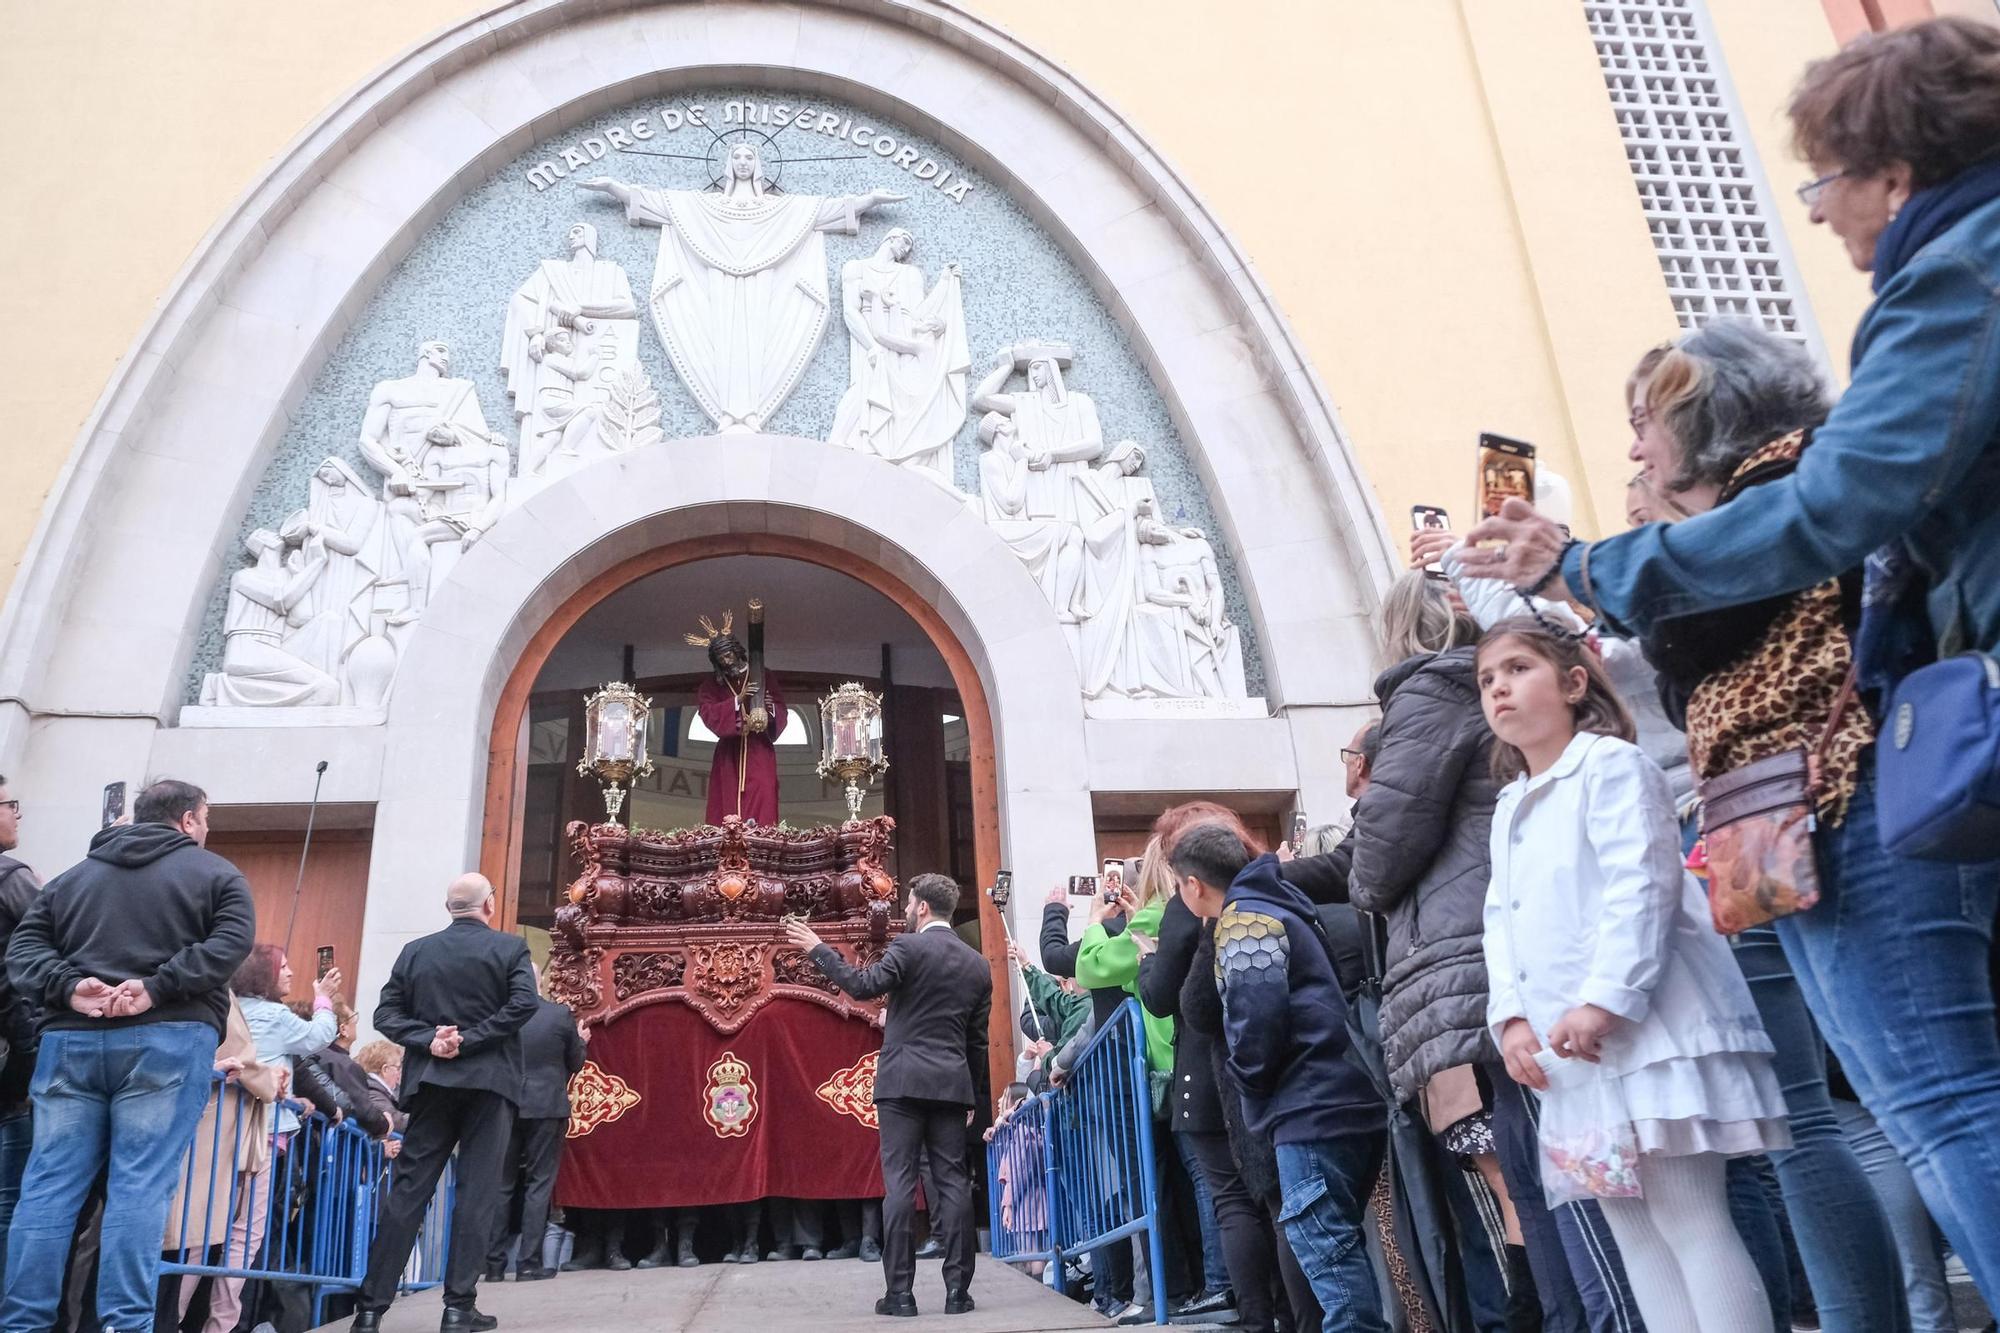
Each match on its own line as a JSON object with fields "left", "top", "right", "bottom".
{"left": 557, "top": 997, "right": 884, "bottom": 1208}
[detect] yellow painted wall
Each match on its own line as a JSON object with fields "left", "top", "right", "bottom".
{"left": 1705, "top": 0, "right": 1875, "bottom": 377}
{"left": 0, "top": 0, "right": 1854, "bottom": 601}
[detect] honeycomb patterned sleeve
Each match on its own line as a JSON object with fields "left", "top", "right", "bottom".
{"left": 1214, "top": 904, "right": 1293, "bottom": 1100}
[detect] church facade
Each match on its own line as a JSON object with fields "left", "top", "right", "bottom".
{"left": 0, "top": 0, "right": 1935, "bottom": 1034}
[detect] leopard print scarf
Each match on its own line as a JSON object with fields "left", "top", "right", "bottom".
{"left": 1684, "top": 430, "right": 1873, "bottom": 823}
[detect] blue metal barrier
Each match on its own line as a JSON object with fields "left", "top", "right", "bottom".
{"left": 986, "top": 999, "right": 1168, "bottom": 1324}
{"left": 161, "top": 1075, "right": 455, "bottom": 1325}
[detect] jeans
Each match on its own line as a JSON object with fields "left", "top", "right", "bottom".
{"left": 1730, "top": 925, "right": 1908, "bottom": 1333}
{"left": 0, "top": 1112, "right": 30, "bottom": 1294}
{"left": 1723, "top": 1156, "right": 1789, "bottom": 1331}
{"left": 1833, "top": 1098, "right": 1955, "bottom": 1333}
{"left": 0, "top": 1022, "right": 215, "bottom": 1332}
{"left": 1174, "top": 1131, "right": 1231, "bottom": 1295}
{"left": 1273, "top": 1133, "right": 1389, "bottom": 1333}
{"left": 1775, "top": 762, "right": 2000, "bottom": 1302}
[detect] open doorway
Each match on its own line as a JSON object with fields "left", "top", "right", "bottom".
{"left": 511, "top": 555, "right": 978, "bottom": 937}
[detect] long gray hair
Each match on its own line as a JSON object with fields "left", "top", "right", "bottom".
{"left": 1645, "top": 319, "right": 1832, "bottom": 493}
{"left": 1378, "top": 570, "right": 1478, "bottom": 670}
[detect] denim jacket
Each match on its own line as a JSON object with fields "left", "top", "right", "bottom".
{"left": 1565, "top": 192, "right": 2000, "bottom": 663}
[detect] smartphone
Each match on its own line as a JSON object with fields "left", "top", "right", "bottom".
{"left": 1411, "top": 505, "right": 1451, "bottom": 577}
{"left": 1476, "top": 433, "right": 1537, "bottom": 518}
{"left": 1066, "top": 874, "right": 1099, "bottom": 896}
{"left": 991, "top": 869, "right": 1013, "bottom": 906}
{"left": 100, "top": 781, "right": 127, "bottom": 830}
{"left": 315, "top": 946, "right": 335, "bottom": 981}
{"left": 1290, "top": 811, "right": 1308, "bottom": 848}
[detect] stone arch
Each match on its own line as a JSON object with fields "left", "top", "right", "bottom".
{"left": 359, "top": 436, "right": 1089, "bottom": 1032}
{"left": 0, "top": 0, "right": 1391, "bottom": 746}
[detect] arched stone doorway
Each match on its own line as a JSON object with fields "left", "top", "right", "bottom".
{"left": 372, "top": 435, "right": 1084, "bottom": 1091}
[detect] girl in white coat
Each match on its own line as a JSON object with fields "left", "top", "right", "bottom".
{"left": 1475, "top": 618, "right": 1789, "bottom": 1333}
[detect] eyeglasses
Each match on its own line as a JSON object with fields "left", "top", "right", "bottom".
{"left": 1628, "top": 405, "right": 1651, "bottom": 433}
{"left": 1796, "top": 169, "right": 1849, "bottom": 207}
{"left": 0, "top": 800, "right": 18, "bottom": 815}
{"left": 1339, "top": 748, "right": 1365, "bottom": 764}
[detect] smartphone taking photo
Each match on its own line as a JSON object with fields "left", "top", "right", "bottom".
{"left": 316, "top": 946, "right": 335, "bottom": 980}
{"left": 1476, "top": 433, "right": 1537, "bottom": 518}
{"left": 1411, "top": 506, "right": 1451, "bottom": 577}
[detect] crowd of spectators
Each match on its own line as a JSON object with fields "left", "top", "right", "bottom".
{"left": 1001, "top": 16, "right": 2000, "bottom": 1333}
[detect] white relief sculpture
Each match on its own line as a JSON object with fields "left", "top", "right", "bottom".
{"left": 1071, "top": 441, "right": 1154, "bottom": 698}
{"left": 277, "top": 458, "right": 390, "bottom": 688}
{"left": 968, "top": 342, "right": 1259, "bottom": 714}
{"left": 357, "top": 341, "right": 511, "bottom": 624}
{"left": 200, "top": 529, "right": 340, "bottom": 708}
{"left": 501, "top": 223, "right": 640, "bottom": 476}
{"left": 826, "top": 228, "right": 969, "bottom": 490}
{"left": 1137, "top": 513, "right": 1249, "bottom": 701}
{"left": 577, "top": 144, "right": 906, "bottom": 434}
{"left": 972, "top": 343, "right": 1108, "bottom": 528}
{"left": 977, "top": 410, "right": 1084, "bottom": 619}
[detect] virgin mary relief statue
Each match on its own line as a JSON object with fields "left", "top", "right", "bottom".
{"left": 579, "top": 145, "right": 906, "bottom": 434}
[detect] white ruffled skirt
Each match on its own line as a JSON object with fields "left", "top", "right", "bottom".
{"left": 1619, "top": 1052, "right": 1793, "bottom": 1157}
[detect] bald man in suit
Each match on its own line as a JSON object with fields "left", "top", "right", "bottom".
{"left": 353, "top": 874, "right": 537, "bottom": 1333}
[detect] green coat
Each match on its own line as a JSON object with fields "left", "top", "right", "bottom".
{"left": 1075, "top": 896, "right": 1176, "bottom": 1073}
{"left": 1019, "top": 965, "right": 1089, "bottom": 1075}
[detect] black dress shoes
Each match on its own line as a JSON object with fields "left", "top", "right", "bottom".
{"left": 350, "top": 1313, "right": 382, "bottom": 1333}
{"left": 516, "top": 1263, "right": 557, "bottom": 1281}
{"left": 874, "top": 1292, "right": 919, "bottom": 1318}
{"left": 944, "top": 1289, "right": 975, "bottom": 1315}
{"left": 484, "top": 1259, "right": 507, "bottom": 1283}
{"left": 441, "top": 1307, "right": 499, "bottom": 1332}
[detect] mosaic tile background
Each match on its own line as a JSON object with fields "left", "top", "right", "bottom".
{"left": 190, "top": 88, "right": 1264, "bottom": 700}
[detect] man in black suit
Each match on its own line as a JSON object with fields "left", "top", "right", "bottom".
{"left": 486, "top": 983, "right": 587, "bottom": 1282}
{"left": 783, "top": 873, "right": 992, "bottom": 1318}
{"left": 353, "top": 873, "right": 538, "bottom": 1333}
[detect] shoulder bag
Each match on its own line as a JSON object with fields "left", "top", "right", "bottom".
{"left": 1696, "top": 667, "right": 1856, "bottom": 935}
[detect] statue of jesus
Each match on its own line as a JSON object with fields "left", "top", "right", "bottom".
{"left": 692, "top": 620, "right": 787, "bottom": 827}
{"left": 579, "top": 146, "right": 906, "bottom": 434}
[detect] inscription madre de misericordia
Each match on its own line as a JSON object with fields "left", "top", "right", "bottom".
{"left": 526, "top": 99, "right": 976, "bottom": 204}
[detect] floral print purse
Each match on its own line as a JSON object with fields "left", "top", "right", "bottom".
{"left": 1696, "top": 668, "right": 1857, "bottom": 935}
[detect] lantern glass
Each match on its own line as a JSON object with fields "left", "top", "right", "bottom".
{"left": 600, "top": 699, "right": 634, "bottom": 762}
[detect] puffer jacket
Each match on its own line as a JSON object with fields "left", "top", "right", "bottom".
{"left": 1350, "top": 646, "right": 1500, "bottom": 1101}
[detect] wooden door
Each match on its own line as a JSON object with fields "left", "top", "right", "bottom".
{"left": 205, "top": 829, "right": 374, "bottom": 1005}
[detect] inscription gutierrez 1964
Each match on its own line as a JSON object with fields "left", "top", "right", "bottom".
{"left": 526, "top": 98, "right": 976, "bottom": 203}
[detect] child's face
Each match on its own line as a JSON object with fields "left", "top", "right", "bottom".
{"left": 1477, "top": 637, "right": 1584, "bottom": 751}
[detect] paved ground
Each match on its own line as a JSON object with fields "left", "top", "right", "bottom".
{"left": 312, "top": 1259, "right": 1119, "bottom": 1332}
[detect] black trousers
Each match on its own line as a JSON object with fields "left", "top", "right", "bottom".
{"left": 360, "top": 1085, "right": 515, "bottom": 1310}
{"left": 1182, "top": 1130, "right": 1289, "bottom": 1332}
{"left": 877, "top": 1097, "right": 974, "bottom": 1298}
{"left": 486, "top": 1114, "right": 568, "bottom": 1269}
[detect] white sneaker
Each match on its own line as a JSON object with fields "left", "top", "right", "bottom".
{"left": 1114, "top": 1302, "right": 1150, "bottom": 1325}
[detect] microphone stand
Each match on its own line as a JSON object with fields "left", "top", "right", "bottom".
{"left": 282, "top": 760, "right": 330, "bottom": 959}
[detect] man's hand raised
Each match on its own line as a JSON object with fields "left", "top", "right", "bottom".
{"left": 781, "top": 919, "right": 825, "bottom": 953}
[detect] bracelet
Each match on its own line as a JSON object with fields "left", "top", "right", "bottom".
{"left": 1517, "top": 539, "right": 1579, "bottom": 600}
